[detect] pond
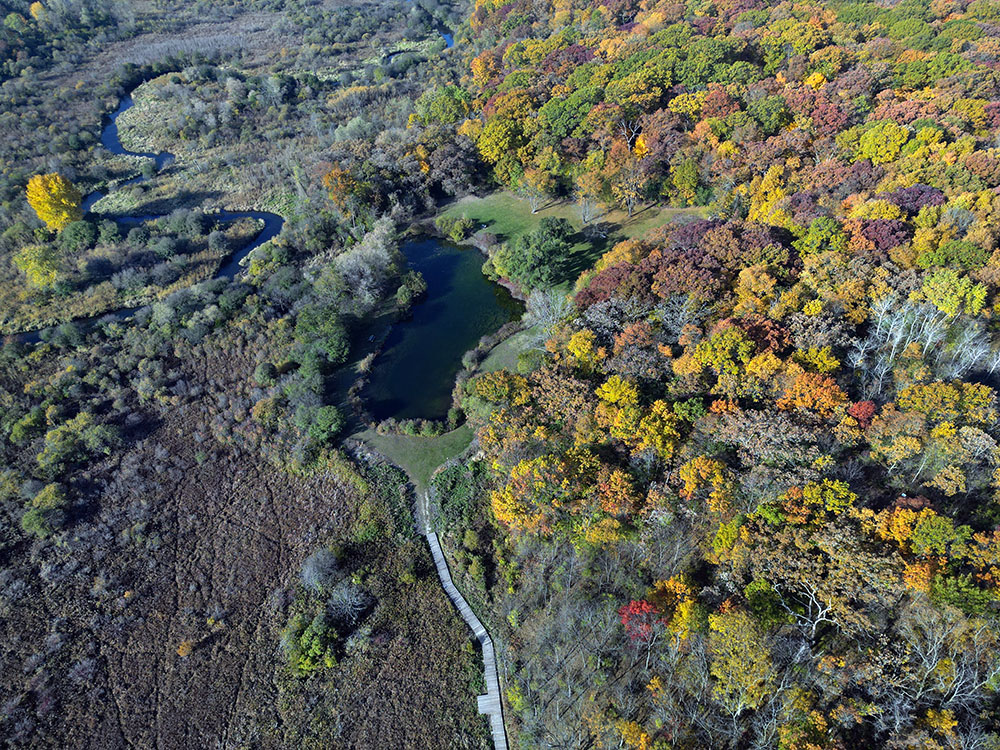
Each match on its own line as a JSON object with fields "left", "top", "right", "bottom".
{"left": 364, "top": 236, "right": 523, "bottom": 421}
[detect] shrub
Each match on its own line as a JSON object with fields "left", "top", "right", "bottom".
{"left": 395, "top": 270, "right": 427, "bottom": 308}
{"left": 282, "top": 611, "right": 338, "bottom": 674}
{"left": 253, "top": 362, "right": 278, "bottom": 386}
{"left": 449, "top": 215, "right": 476, "bottom": 242}
{"left": 462, "top": 528, "right": 480, "bottom": 551}
{"left": 301, "top": 547, "right": 341, "bottom": 592}
{"left": 21, "top": 483, "right": 68, "bottom": 538}
{"left": 308, "top": 406, "right": 345, "bottom": 443}
{"left": 326, "top": 581, "right": 371, "bottom": 624}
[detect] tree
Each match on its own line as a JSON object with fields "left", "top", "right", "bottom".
{"left": 747, "top": 165, "right": 791, "bottom": 228}
{"left": 308, "top": 406, "right": 344, "bottom": 443}
{"left": 612, "top": 158, "right": 645, "bottom": 217}
{"left": 283, "top": 612, "right": 337, "bottom": 674}
{"left": 740, "top": 518, "right": 901, "bottom": 639}
{"left": 575, "top": 171, "right": 604, "bottom": 224}
{"left": 477, "top": 118, "right": 522, "bottom": 165}
{"left": 708, "top": 610, "right": 775, "bottom": 722}
{"left": 619, "top": 599, "right": 667, "bottom": 669}
{"left": 519, "top": 168, "right": 555, "bottom": 213}
{"left": 794, "top": 217, "right": 847, "bottom": 257}
{"left": 21, "top": 483, "right": 68, "bottom": 538}
{"left": 13, "top": 244, "right": 60, "bottom": 288}
{"left": 37, "top": 413, "right": 119, "bottom": 477}
{"left": 414, "top": 85, "right": 471, "bottom": 125}
{"left": 60, "top": 220, "right": 97, "bottom": 253}
{"left": 322, "top": 164, "right": 362, "bottom": 221}
{"left": 747, "top": 95, "right": 792, "bottom": 135}
{"left": 856, "top": 120, "right": 910, "bottom": 165}
{"left": 917, "top": 269, "right": 987, "bottom": 317}
{"left": 26, "top": 173, "right": 83, "bottom": 231}
{"left": 493, "top": 217, "right": 573, "bottom": 290}
{"left": 671, "top": 158, "right": 699, "bottom": 206}
{"left": 776, "top": 371, "right": 848, "bottom": 418}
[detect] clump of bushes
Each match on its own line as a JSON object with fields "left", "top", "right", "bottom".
{"left": 282, "top": 611, "right": 339, "bottom": 674}
{"left": 395, "top": 270, "right": 427, "bottom": 308}
{"left": 435, "top": 214, "right": 476, "bottom": 243}
{"left": 21, "top": 483, "right": 69, "bottom": 538}
{"left": 374, "top": 417, "right": 449, "bottom": 437}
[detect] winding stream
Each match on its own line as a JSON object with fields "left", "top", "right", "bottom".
{"left": 16, "top": 86, "right": 284, "bottom": 343}
{"left": 20, "top": 10, "right": 458, "bottom": 345}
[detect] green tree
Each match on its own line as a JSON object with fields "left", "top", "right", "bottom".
{"left": 918, "top": 269, "right": 987, "bottom": 316}
{"left": 857, "top": 120, "right": 910, "bottom": 165}
{"left": 308, "top": 406, "right": 345, "bottom": 443}
{"left": 37, "top": 413, "right": 119, "bottom": 476}
{"left": 13, "top": 244, "right": 60, "bottom": 288}
{"left": 59, "top": 220, "right": 97, "bottom": 253}
{"left": 493, "top": 217, "right": 573, "bottom": 290}
{"left": 415, "top": 85, "right": 471, "bottom": 125}
{"left": 670, "top": 158, "right": 700, "bottom": 206}
{"left": 295, "top": 305, "right": 350, "bottom": 365}
{"left": 21, "top": 483, "right": 68, "bottom": 538}
{"left": 794, "top": 217, "right": 847, "bottom": 257}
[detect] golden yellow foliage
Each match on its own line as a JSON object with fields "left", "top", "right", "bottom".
{"left": 26, "top": 173, "right": 83, "bottom": 231}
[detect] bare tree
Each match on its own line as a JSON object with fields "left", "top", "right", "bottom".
{"left": 618, "top": 118, "right": 640, "bottom": 149}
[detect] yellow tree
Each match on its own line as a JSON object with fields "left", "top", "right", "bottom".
{"left": 747, "top": 164, "right": 792, "bottom": 229}
{"left": 611, "top": 158, "right": 645, "bottom": 217}
{"left": 27, "top": 174, "right": 83, "bottom": 231}
{"left": 709, "top": 610, "right": 775, "bottom": 721}
{"left": 519, "top": 168, "right": 554, "bottom": 214}
{"left": 575, "top": 170, "right": 604, "bottom": 224}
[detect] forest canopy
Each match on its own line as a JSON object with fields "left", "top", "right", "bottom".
{"left": 427, "top": 0, "right": 1000, "bottom": 747}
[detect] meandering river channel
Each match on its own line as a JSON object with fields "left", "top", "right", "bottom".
{"left": 23, "top": 72, "right": 521, "bottom": 427}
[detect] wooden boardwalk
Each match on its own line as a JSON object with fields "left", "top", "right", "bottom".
{"left": 419, "top": 492, "right": 508, "bottom": 750}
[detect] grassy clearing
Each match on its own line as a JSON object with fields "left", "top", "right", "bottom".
{"left": 479, "top": 323, "right": 543, "bottom": 373}
{"left": 354, "top": 423, "right": 474, "bottom": 493}
{"left": 439, "top": 192, "right": 708, "bottom": 291}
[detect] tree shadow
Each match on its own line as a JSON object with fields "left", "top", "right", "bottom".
{"left": 557, "top": 221, "right": 619, "bottom": 284}
{"left": 619, "top": 203, "right": 657, "bottom": 226}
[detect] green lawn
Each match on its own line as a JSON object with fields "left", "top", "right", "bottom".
{"left": 439, "top": 192, "right": 707, "bottom": 292}
{"left": 354, "top": 194, "right": 704, "bottom": 488}
{"left": 478, "top": 323, "right": 543, "bottom": 373}
{"left": 353, "top": 423, "right": 474, "bottom": 494}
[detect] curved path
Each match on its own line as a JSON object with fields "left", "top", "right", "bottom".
{"left": 418, "top": 493, "right": 508, "bottom": 750}
{"left": 16, "top": 83, "right": 284, "bottom": 342}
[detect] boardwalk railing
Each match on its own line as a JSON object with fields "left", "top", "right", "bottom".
{"left": 420, "top": 490, "right": 508, "bottom": 750}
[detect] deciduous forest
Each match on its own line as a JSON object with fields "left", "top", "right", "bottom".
{"left": 3, "top": 0, "right": 1000, "bottom": 748}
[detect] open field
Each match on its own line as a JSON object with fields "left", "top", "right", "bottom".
{"left": 354, "top": 424, "right": 475, "bottom": 494}
{"left": 439, "top": 192, "right": 708, "bottom": 291}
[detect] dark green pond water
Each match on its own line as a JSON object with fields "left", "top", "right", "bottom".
{"left": 365, "top": 236, "right": 522, "bottom": 421}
